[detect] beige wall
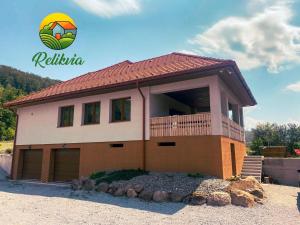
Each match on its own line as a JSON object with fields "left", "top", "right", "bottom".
{"left": 16, "top": 88, "right": 150, "bottom": 145}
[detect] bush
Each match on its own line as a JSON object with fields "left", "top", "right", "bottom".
{"left": 187, "top": 173, "right": 205, "bottom": 178}
{"left": 90, "top": 169, "right": 149, "bottom": 184}
{"left": 4, "top": 148, "right": 12, "bottom": 154}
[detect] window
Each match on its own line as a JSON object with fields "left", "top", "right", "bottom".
{"left": 111, "top": 97, "right": 131, "bottom": 122}
{"left": 110, "top": 143, "right": 124, "bottom": 148}
{"left": 59, "top": 105, "right": 74, "bottom": 127}
{"left": 83, "top": 102, "right": 100, "bottom": 125}
{"left": 158, "top": 142, "right": 176, "bottom": 147}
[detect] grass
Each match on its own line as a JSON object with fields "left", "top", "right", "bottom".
{"left": 40, "top": 34, "right": 62, "bottom": 50}
{"left": 187, "top": 173, "right": 205, "bottom": 178}
{"left": 59, "top": 37, "right": 74, "bottom": 49}
{"left": 90, "top": 169, "right": 149, "bottom": 184}
{"left": 0, "top": 141, "right": 13, "bottom": 154}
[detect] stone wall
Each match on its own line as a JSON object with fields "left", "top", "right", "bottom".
{"left": 0, "top": 154, "right": 12, "bottom": 175}
{"left": 263, "top": 158, "right": 300, "bottom": 186}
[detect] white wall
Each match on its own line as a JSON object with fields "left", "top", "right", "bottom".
{"left": 17, "top": 88, "right": 150, "bottom": 145}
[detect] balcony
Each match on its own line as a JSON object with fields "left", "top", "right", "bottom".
{"left": 150, "top": 113, "right": 245, "bottom": 142}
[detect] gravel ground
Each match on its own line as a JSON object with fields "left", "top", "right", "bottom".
{"left": 0, "top": 178, "right": 298, "bottom": 225}
{"left": 111, "top": 172, "right": 229, "bottom": 196}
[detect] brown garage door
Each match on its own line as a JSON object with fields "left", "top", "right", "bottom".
{"left": 53, "top": 148, "right": 80, "bottom": 182}
{"left": 22, "top": 149, "right": 43, "bottom": 180}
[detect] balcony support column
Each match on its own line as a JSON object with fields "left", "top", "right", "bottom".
{"left": 209, "top": 77, "right": 223, "bottom": 135}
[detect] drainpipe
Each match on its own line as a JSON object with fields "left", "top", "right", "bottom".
{"left": 10, "top": 111, "right": 19, "bottom": 180}
{"left": 136, "top": 81, "right": 146, "bottom": 171}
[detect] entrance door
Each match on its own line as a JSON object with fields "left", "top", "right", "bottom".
{"left": 230, "top": 143, "right": 237, "bottom": 176}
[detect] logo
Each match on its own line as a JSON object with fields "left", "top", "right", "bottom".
{"left": 39, "top": 12, "right": 77, "bottom": 50}
{"left": 32, "top": 12, "right": 85, "bottom": 68}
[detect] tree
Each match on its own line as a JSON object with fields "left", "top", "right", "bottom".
{"left": 250, "top": 123, "right": 300, "bottom": 155}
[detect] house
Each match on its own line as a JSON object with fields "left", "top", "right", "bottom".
{"left": 49, "top": 21, "right": 77, "bottom": 39}
{"left": 5, "top": 53, "right": 257, "bottom": 182}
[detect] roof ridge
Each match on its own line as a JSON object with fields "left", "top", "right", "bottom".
{"left": 171, "top": 52, "right": 230, "bottom": 62}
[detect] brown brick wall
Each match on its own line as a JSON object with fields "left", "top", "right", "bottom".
{"left": 12, "top": 136, "right": 245, "bottom": 182}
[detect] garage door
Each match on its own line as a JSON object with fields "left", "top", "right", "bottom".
{"left": 53, "top": 148, "right": 80, "bottom": 182}
{"left": 22, "top": 149, "right": 43, "bottom": 180}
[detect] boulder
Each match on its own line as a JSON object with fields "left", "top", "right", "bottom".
{"left": 127, "top": 188, "right": 138, "bottom": 198}
{"left": 190, "top": 192, "right": 207, "bottom": 205}
{"left": 82, "top": 179, "right": 95, "bottom": 191}
{"left": 107, "top": 183, "right": 119, "bottom": 194}
{"left": 139, "top": 190, "right": 153, "bottom": 201}
{"left": 170, "top": 192, "right": 185, "bottom": 202}
{"left": 133, "top": 184, "right": 144, "bottom": 193}
{"left": 230, "top": 189, "right": 255, "bottom": 207}
{"left": 114, "top": 187, "right": 125, "bottom": 196}
{"left": 227, "top": 176, "right": 263, "bottom": 193}
{"left": 71, "top": 179, "right": 81, "bottom": 190}
{"left": 249, "top": 189, "right": 264, "bottom": 199}
{"left": 96, "top": 182, "right": 109, "bottom": 192}
{"left": 207, "top": 192, "right": 231, "bottom": 206}
{"left": 124, "top": 184, "right": 133, "bottom": 192}
{"left": 153, "top": 191, "right": 169, "bottom": 202}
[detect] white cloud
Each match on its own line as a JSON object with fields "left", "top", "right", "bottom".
{"left": 188, "top": 0, "right": 300, "bottom": 73}
{"left": 72, "top": 0, "right": 141, "bottom": 18}
{"left": 244, "top": 116, "right": 265, "bottom": 130}
{"left": 286, "top": 81, "right": 300, "bottom": 92}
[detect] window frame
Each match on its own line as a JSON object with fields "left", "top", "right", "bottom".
{"left": 110, "top": 97, "right": 131, "bottom": 123}
{"left": 58, "top": 105, "right": 74, "bottom": 128}
{"left": 82, "top": 101, "right": 101, "bottom": 125}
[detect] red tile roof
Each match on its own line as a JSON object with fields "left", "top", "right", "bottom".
{"left": 50, "top": 21, "right": 77, "bottom": 30}
{"left": 5, "top": 52, "right": 255, "bottom": 107}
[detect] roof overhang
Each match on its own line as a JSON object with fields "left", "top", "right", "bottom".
{"left": 5, "top": 61, "right": 256, "bottom": 109}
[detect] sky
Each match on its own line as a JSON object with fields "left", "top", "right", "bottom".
{"left": 1, "top": 0, "right": 300, "bottom": 130}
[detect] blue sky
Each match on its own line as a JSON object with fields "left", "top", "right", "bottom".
{"left": 1, "top": 0, "right": 300, "bottom": 129}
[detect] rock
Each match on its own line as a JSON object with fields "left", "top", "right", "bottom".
{"left": 227, "top": 176, "right": 263, "bottom": 193}
{"left": 133, "top": 184, "right": 144, "bottom": 193}
{"left": 71, "top": 179, "right": 81, "bottom": 190}
{"left": 207, "top": 192, "right": 231, "bottom": 206}
{"left": 96, "top": 182, "right": 109, "bottom": 192}
{"left": 114, "top": 187, "right": 125, "bottom": 196}
{"left": 190, "top": 192, "right": 206, "bottom": 205}
{"left": 249, "top": 189, "right": 264, "bottom": 199}
{"left": 127, "top": 188, "right": 138, "bottom": 198}
{"left": 153, "top": 191, "right": 169, "bottom": 202}
{"left": 139, "top": 190, "right": 153, "bottom": 201}
{"left": 82, "top": 179, "right": 95, "bottom": 191}
{"left": 230, "top": 189, "right": 255, "bottom": 207}
{"left": 254, "top": 197, "right": 264, "bottom": 205}
{"left": 107, "top": 183, "right": 119, "bottom": 194}
{"left": 170, "top": 192, "right": 185, "bottom": 202}
{"left": 124, "top": 184, "right": 133, "bottom": 192}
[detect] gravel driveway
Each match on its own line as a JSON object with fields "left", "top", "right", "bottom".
{"left": 0, "top": 179, "right": 299, "bottom": 225}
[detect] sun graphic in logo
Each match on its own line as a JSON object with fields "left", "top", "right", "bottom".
{"left": 39, "top": 13, "right": 77, "bottom": 50}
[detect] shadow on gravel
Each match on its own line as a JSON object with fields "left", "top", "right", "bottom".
{"left": 297, "top": 192, "right": 300, "bottom": 212}
{"left": 0, "top": 180, "right": 185, "bottom": 215}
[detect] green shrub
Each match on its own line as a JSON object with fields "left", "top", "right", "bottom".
{"left": 187, "top": 173, "right": 205, "bottom": 178}
{"left": 90, "top": 169, "right": 149, "bottom": 184}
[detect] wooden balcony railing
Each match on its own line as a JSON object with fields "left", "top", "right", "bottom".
{"left": 222, "top": 115, "right": 245, "bottom": 142}
{"left": 150, "top": 113, "right": 212, "bottom": 137}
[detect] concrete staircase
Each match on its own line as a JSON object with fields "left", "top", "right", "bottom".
{"left": 241, "top": 155, "right": 263, "bottom": 182}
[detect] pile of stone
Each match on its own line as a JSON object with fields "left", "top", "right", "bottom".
{"left": 71, "top": 174, "right": 265, "bottom": 207}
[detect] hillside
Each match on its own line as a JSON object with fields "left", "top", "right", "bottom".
{"left": 0, "top": 65, "right": 60, "bottom": 140}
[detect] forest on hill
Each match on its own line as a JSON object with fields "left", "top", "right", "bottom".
{"left": 0, "top": 65, "right": 60, "bottom": 140}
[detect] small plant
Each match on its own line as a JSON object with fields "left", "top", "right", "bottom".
{"left": 90, "top": 169, "right": 149, "bottom": 184}
{"left": 187, "top": 173, "right": 205, "bottom": 178}
{"left": 4, "top": 148, "right": 12, "bottom": 154}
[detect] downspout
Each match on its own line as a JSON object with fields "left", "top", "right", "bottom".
{"left": 136, "top": 81, "right": 146, "bottom": 170}
{"left": 10, "top": 111, "right": 18, "bottom": 179}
